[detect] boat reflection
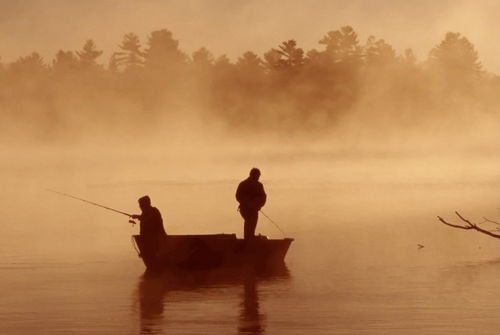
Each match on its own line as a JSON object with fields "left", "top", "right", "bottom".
{"left": 135, "top": 264, "right": 290, "bottom": 334}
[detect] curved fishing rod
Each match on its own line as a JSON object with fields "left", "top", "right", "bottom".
{"left": 46, "top": 189, "right": 133, "bottom": 217}
{"left": 259, "top": 210, "right": 286, "bottom": 238}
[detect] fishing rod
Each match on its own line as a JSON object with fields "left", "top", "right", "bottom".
{"left": 259, "top": 210, "right": 286, "bottom": 237}
{"left": 46, "top": 189, "right": 133, "bottom": 218}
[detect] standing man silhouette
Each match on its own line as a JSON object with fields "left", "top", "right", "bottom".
{"left": 236, "top": 168, "right": 267, "bottom": 239}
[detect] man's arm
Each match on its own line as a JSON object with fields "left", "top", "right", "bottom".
{"left": 258, "top": 183, "right": 267, "bottom": 208}
{"left": 235, "top": 182, "right": 244, "bottom": 203}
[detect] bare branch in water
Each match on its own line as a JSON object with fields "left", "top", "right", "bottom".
{"left": 437, "top": 211, "right": 500, "bottom": 239}
{"left": 483, "top": 217, "right": 500, "bottom": 226}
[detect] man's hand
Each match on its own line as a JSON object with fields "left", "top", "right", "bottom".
{"left": 131, "top": 214, "right": 141, "bottom": 219}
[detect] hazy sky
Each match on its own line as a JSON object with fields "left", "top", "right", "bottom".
{"left": 2, "top": 0, "right": 500, "bottom": 73}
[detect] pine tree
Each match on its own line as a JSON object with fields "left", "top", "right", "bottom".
{"left": 264, "top": 40, "right": 304, "bottom": 72}
{"left": 236, "top": 52, "right": 263, "bottom": 70}
{"left": 144, "top": 29, "right": 186, "bottom": 70}
{"left": 365, "top": 36, "right": 397, "bottom": 67}
{"left": 319, "top": 26, "right": 363, "bottom": 65}
{"left": 108, "top": 52, "right": 119, "bottom": 73}
{"left": 52, "top": 50, "right": 79, "bottom": 74}
{"left": 192, "top": 47, "right": 214, "bottom": 68}
{"left": 76, "top": 40, "right": 103, "bottom": 69}
{"left": 10, "top": 52, "right": 47, "bottom": 75}
{"left": 115, "top": 33, "right": 144, "bottom": 71}
{"left": 428, "top": 32, "right": 482, "bottom": 81}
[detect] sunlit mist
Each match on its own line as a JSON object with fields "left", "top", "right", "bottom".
{"left": 1, "top": 1, "right": 500, "bottom": 334}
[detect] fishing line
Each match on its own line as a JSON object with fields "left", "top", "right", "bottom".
{"left": 46, "top": 189, "right": 132, "bottom": 217}
{"left": 259, "top": 210, "right": 286, "bottom": 238}
{"left": 131, "top": 236, "right": 141, "bottom": 257}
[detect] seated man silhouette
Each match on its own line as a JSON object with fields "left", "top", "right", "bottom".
{"left": 236, "top": 168, "right": 267, "bottom": 239}
{"left": 132, "top": 196, "right": 167, "bottom": 258}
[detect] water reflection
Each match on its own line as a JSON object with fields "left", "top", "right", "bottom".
{"left": 137, "top": 273, "right": 168, "bottom": 334}
{"left": 238, "top": 271, "right": 263, "bottom": 335}
{"left": 135, "top": 265, "right": 290, "bottom": 334}
{"left": 439, "top": 257, "right": 500, "bottom": 287}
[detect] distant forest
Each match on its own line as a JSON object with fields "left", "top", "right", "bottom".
{"left": 1, "top": 26, "right": 499, "bottom": 137}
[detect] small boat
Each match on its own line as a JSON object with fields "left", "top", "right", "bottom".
{"left": 133, "top": 234, "right": 294, "bottom": 271}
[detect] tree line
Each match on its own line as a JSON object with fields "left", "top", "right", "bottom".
{"left": 0, "top": 26, "right": 498, "bottom": 137}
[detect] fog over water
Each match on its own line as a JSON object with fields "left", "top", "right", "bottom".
{"left": 1, "top": 126, "right": 499, "bottom": 333}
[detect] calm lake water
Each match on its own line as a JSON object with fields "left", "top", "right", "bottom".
{"left": 1, "top": 144, "right": 499, "bottom": 334}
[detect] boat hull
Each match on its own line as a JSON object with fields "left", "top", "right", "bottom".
{"left": 133, "top": 234, "right": 293, "bottom": 270}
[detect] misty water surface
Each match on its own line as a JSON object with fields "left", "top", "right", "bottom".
{"left": 1, "top": 141, "right": 499, "bottom": 334}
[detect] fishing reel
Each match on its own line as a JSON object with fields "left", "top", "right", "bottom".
{"left": 129, "top": 219, "right": 137, "bottom": 227}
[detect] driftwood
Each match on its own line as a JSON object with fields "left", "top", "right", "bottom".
{"left": 437, "top": 211, "right": 500, "bottom": 239}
